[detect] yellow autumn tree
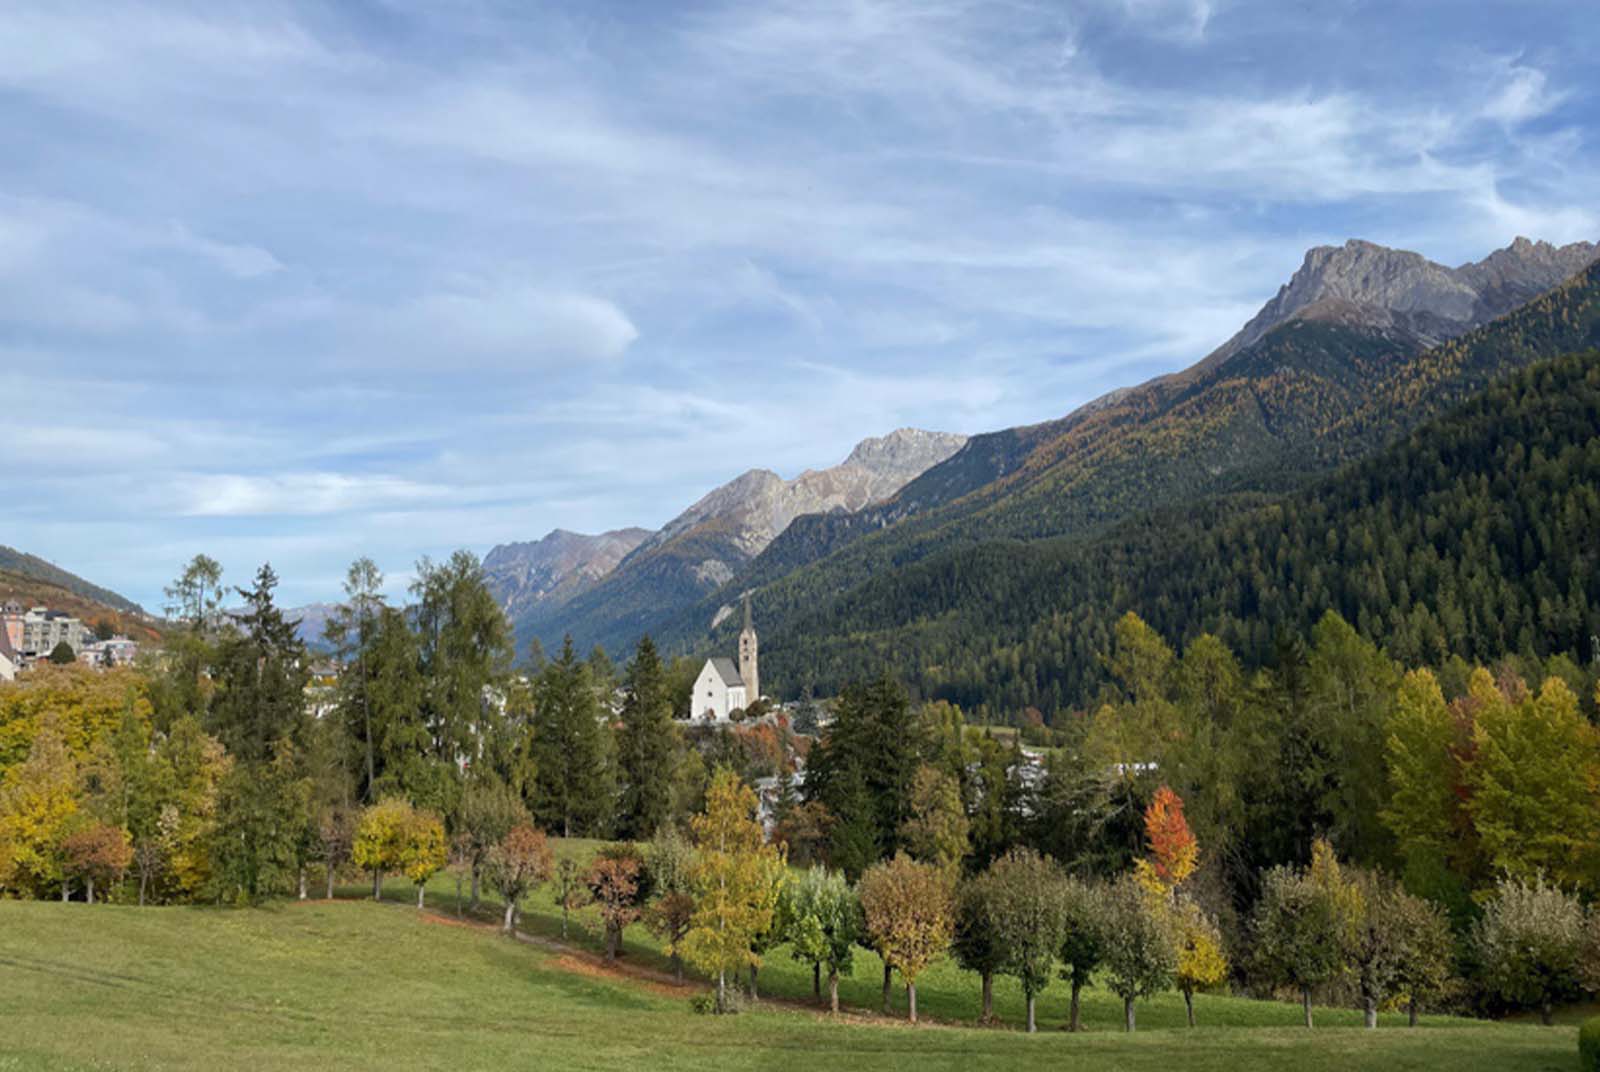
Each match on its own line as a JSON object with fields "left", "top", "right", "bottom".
{"left": 1134, "top": 785, "right": 1199, "bottom": 896}
{"left": 353, "top": 797, "right": 414, "bottom": 901}
{"left": 858, "top": 852, "right": 956, "bottom": 1023}
{"left": 400, "top": 808, "right": 448, "bottom": 909}
{"left": 684, "top": 767, "right": 785, "bottom": 1012}
{"left": 1173, "top": 898, "right": 1229, "bottom": 1026}
{"left": 0, "top": 718, "right": 80, "bottom": 898}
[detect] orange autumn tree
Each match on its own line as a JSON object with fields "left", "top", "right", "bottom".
{"left": 1135, "top": 785, "right": 1198, "bottom": 895}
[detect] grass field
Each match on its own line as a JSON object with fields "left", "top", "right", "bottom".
{"left": 0, "top": 840, "right": 1580, "bottom": 1071}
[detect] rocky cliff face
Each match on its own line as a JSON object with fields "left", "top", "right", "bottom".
{"left": 498, "top": 427, "right": 966, "bottom": 654}
{"left": 1205, "top": 236, "right": 1597, "bottom": 368}
{"left": 484, "top": 528, "right": 652, "bottom": 621}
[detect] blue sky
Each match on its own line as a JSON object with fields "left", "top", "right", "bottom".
{"left": 4, "top": 0, "right": 1597, "bottom": 611}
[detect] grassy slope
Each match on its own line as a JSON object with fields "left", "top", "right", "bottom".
{"left": 0, "top": 843, "right": 1575, "bottom": 1071}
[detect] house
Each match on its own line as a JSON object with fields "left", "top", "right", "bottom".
{"left": 687, "top": 594, "right": 762, "bottom": 723}
{"left": 21, "top": 608, "right": 85, "bottom": 657}
{"left": 0, "top": 627, "right": 16, "bottom": 682}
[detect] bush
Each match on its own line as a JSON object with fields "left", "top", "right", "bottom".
{"left": 1581, "top": 1016, "right": 1600, "bottom": 1072}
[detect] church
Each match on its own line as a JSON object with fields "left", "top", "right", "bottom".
{"left": 690, "top": 594, "right": 760, "bottom": 722}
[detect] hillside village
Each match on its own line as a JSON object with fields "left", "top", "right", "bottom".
{"left": 0, "top": 600, "right": 141, "bottom": 682}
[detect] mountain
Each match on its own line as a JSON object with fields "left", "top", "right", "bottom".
{"left": 283, "top": 602, "right": 341, "bottom": 653}
{"left": 496, "top": 428, "right": 967, "bottom": 654}
{"left": 666, "top": 240, "right": 1600, "bottom": 703}
{"left": 693, "top": 236, "right": 1599, "bottom": 615}
{"left": 484, "top": 529, "right": 652, "bottom": 624}
{"left": 0, "top": 546, "right": 147, "bottom": 617}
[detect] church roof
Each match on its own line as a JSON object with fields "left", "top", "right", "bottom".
{"left": 708, "top": 656, "right": 744, "bottom": 688}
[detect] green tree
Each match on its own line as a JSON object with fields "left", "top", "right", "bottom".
{"left": 208, "top": 564, "right": 308, "bottom": 765}
{"left": 529, "top": 637, "right": 613, "bottom": 837}
{"left": 1382, "top": 668, "right": 1470, "bottom": 905}
{"left": 804, "top": 676, "right": 921, "bottom": 869}
{"left": 163, "top": 553, "right": 224, "bottom": 628}
{"left": 951, "top": 871, "right": 1005, "bottom": 1023}
{"left": 986, "top": 847, "right": 1067, "bottom": 1033}
{"left": 457, "top": 776, "right": 528, "bottom": 909}
{"left": 1059, "top": 876, "right": 1109, "bottom": 1032}
{"left": 47, "top": 642, "right": 75, "bottom": 666}
{"left": 644, "top": 825, "right": 696, "bottom": 980}
{"left": 615, "top": 636, "right": 679, "bottom": 840}
{"left": 1100, "top": 876, "right": 1178, "bottom": 1032}
{"left": 324, "top": 557, "right": 386, "bottom": 800}
{"left": 208, "top": 737, "right": 309, "bottom": 904}
{"left": 899, "top": 764, "right": 970, "bottom": 875}
{"left": 783, "top": 866, "right": 861, "bottom": 1013}
{"left": 1251, "top": 849, "right": 1353, "bottom": 1028}
{"left": 1473, "top": 875, "right": 1586, "bottom": 1025}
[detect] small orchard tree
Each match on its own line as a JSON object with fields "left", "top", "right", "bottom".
{"left": 785, "top": 866, "right": 863, "bottom": 1013}
{"left": 859, "top": 852, "right": 955, "bottom": 1024}
{"left": 553, "top": 856, "right": 584, "bottom": 940}
{"left": 316, "top": 804, "right": 356, "bottom": 900}
{"left": 1251, "top": 844, "right": 1355, "bottom": 1028}
{"left": 400, "top": 808, "right": 448, "bottom": 908}
{"left": 485, "top": 824, "right": 554, "bottom": 935}
{"left": 352, "top": 797, "right": 412, "bottom": 900}
{"left": 1347, "top": 869, "right": 1421, "bottom": 1029}
{"left": 1100, "top": 876, "right": 1178, "bottom": 1032}
{"left": 587, "top": 844, "right": 647, "bottom": 962}
{"left": 1391, "top": 883, "right": 1456, "bottom": 1026}
{"left": 952, "top": 871, "right": 1006, "bottom": 1023}
{"left": 1473, "top": 875, "right": 1585, "bottom": 1025}
{"left": 1174, "top": 897, "right": 1228, "bottom": 1027}
{"left": 1059, "top": 877, "right": 1109, "bottom": 1032}
{"left": 684, "top": 768, "right": 786, "bottom": 1012}
{"left": 62, "top": 823, "right": 133, "bottom": 904}
{"left": 644, "top": 826, "right": 696, "bottom": 980}
{"left": 457, "top": 777, "right": 527, "bottom": 909}
{"left": 986, "top": 848, "right": 1067, "bottom": 1033}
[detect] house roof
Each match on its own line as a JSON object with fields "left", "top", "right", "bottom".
{"left": 707, "top": 656, "right": 744, "bottom": 688}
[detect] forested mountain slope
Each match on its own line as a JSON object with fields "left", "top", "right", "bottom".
{"left": 743, "top": 261, "right": 1600, "bottom": 715}
{"left": 663, "top": 247, "right": 1600, "bottom": 657}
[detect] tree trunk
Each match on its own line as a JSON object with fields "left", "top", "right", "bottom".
{"left": 372, "top": 869, "right": 383, "bottom": 900}
{"left": 882, "top": 961, "right": 893, "bottom": 1014}
{"left": 298, "top": 868, "right": 307, "bottom": 901}
{"left": 326, "top": 863, "right": 336, "bottom": 900}
{"left": 1302, "top": 986, "right": 1314, "bottom": 1029}
{"left": 1124, "top": 996, "right": 1136, "bottom": 1032}
{"left": 139, "top": 869, "right": 149, "bottom": 907}
{"left": 1408, "top": 996, "right": 1418, "bottom": 1027}
{"left": 470, "top": 867, "right": 481, "bottom": 910}
{"left": 981, "top": 971, "right": 994, "bottom": 1023}
{"left": 907, "top": 980, "right": 918, "bottom": 1024}
{"left": 606, "top": 924, "right": 619, "bottom": 962}
{"left": 1069, "top": 981, "right": 1083, "bottom": 1032}
{"left": 1185, "top": 988, "right": 1195, "bottom": 1027}
{"left": 86, "top": 878, "right": 95, "bottom": 905}
{"left": 673, "top": 952, "right": 683, "bottom": 982}
{"left": 560, "top": 904, "right": 569, "bottom": 940}
{"left": 829, "top": 970, "right": 840, "bottom": 1014}
{"left": 1541, "top": 999, "right": 1553, "bottom": 1027}
{"left": 813, "top": 963, "right": 821, "bottom": 1000}
{"left": 416, "top": 883, "right": 426, "bottom": 909}
{"left": 717, "top": 970, "right": 727, "bottom": 1014}
{"left": 749, "top": 962, "right": 759, "bottom": 1000}
{"left": 502, "top": 900, "right": 517, "bottom": 935}
{"left": 1364, "top": 995, "right": 1377, "bottom": 1029}
{"left": 1025, "top": 992, "right": 1036, "bottom": 1033}
{"left": 61, "top": 881, "right": 70, "bottom": 903}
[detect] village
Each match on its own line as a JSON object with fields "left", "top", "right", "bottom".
{"left": 0, "top": 599, "right": 141, "bottom": 682}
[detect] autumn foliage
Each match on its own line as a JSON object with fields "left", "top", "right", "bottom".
{"left": 1135, "top": 785, "right": 1198, "bottom": 895}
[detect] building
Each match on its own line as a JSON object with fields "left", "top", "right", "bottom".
{"left": 21, "top": 608, "right": 85, "bottom": 658}
{"left": 79, "top": 636, "right": 139, "bottom": 668}
{"left": 1, "top": 601, "right": 22, "bottom": 656}
{"left": 688, "top": 595, "right": 761, "bottom": 723}
{"left": 0, "top": 626, "right": 17, "bottom": 682}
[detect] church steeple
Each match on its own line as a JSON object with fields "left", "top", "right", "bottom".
{"left": 738, "top": 592, "right": 759, "bottom": 703}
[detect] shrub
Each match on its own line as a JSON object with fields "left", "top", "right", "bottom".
{"left": 1580, "top": 1016, "right": 1600, "bottom": 1072}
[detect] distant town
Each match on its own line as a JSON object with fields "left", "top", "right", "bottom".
{"left": 0, "top": 600, "right": 140, "bottom": 681}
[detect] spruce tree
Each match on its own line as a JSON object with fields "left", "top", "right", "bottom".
{"left": 616, "top": 636, "right": 679, "bottom": 840}
{"left": 530, "top": 636, "right": 612, "bottom": 837}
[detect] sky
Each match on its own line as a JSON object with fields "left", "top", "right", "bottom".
{"left": 4, "top": 0, "right": 1598, "bottom": 611}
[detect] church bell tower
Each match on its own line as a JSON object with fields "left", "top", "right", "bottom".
{"left": 738, "top": 592, "right": 759, "bottom": 702}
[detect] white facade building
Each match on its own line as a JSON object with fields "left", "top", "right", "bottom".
{"left": 691, "top": 657, "right": 747, "bottom": 723}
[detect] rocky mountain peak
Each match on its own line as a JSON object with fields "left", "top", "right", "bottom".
{"left": 1204, "top": 235, "right": 1597, "bottom": 369}
{"left": 483, "top": 526, "right": 652, "bottom": 620}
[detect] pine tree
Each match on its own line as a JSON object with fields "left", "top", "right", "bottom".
{"left": 616, "top": 636, "right": 679, "bottom": 840}
{"left": 529, "top": 637, "right": 612, "bottom": 837}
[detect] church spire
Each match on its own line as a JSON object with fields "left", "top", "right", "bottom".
{"left": 739, "top": 592, "right": 759, "bottom": 703}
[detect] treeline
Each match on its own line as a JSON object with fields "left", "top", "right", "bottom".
{"left": 0, "top": 549, "right": 762, "bottom": 906}
{"left": 756, "top": 346, "right": 1600, "bottom": 718}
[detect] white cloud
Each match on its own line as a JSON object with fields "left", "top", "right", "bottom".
{"left": 1481, "top": 60, "right": 1561, "bottom": 126}
{"left": 177, "top": 473, "right": 451, "bottom": 518}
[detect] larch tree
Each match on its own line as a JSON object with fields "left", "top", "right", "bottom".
{"left": 899, "top": 764, "right": 970, "bottom": 875}
{"left": 684, "top": 768, "right": 786, "bottom": 1013}
{"left": 1468, "top": 674, "right": 1600, "bottom": 889}
{"left": 858, "top": 852, "right": 955, "bottom": 1024}
{"left": 485, "top": 823, "right": 554, "bottom": 935}
{"left": 1381, "top": 668, "right": 1469, "bottom": 901}
{"left": 986, "top": 847, "right": 1068, "bottom": 1033}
